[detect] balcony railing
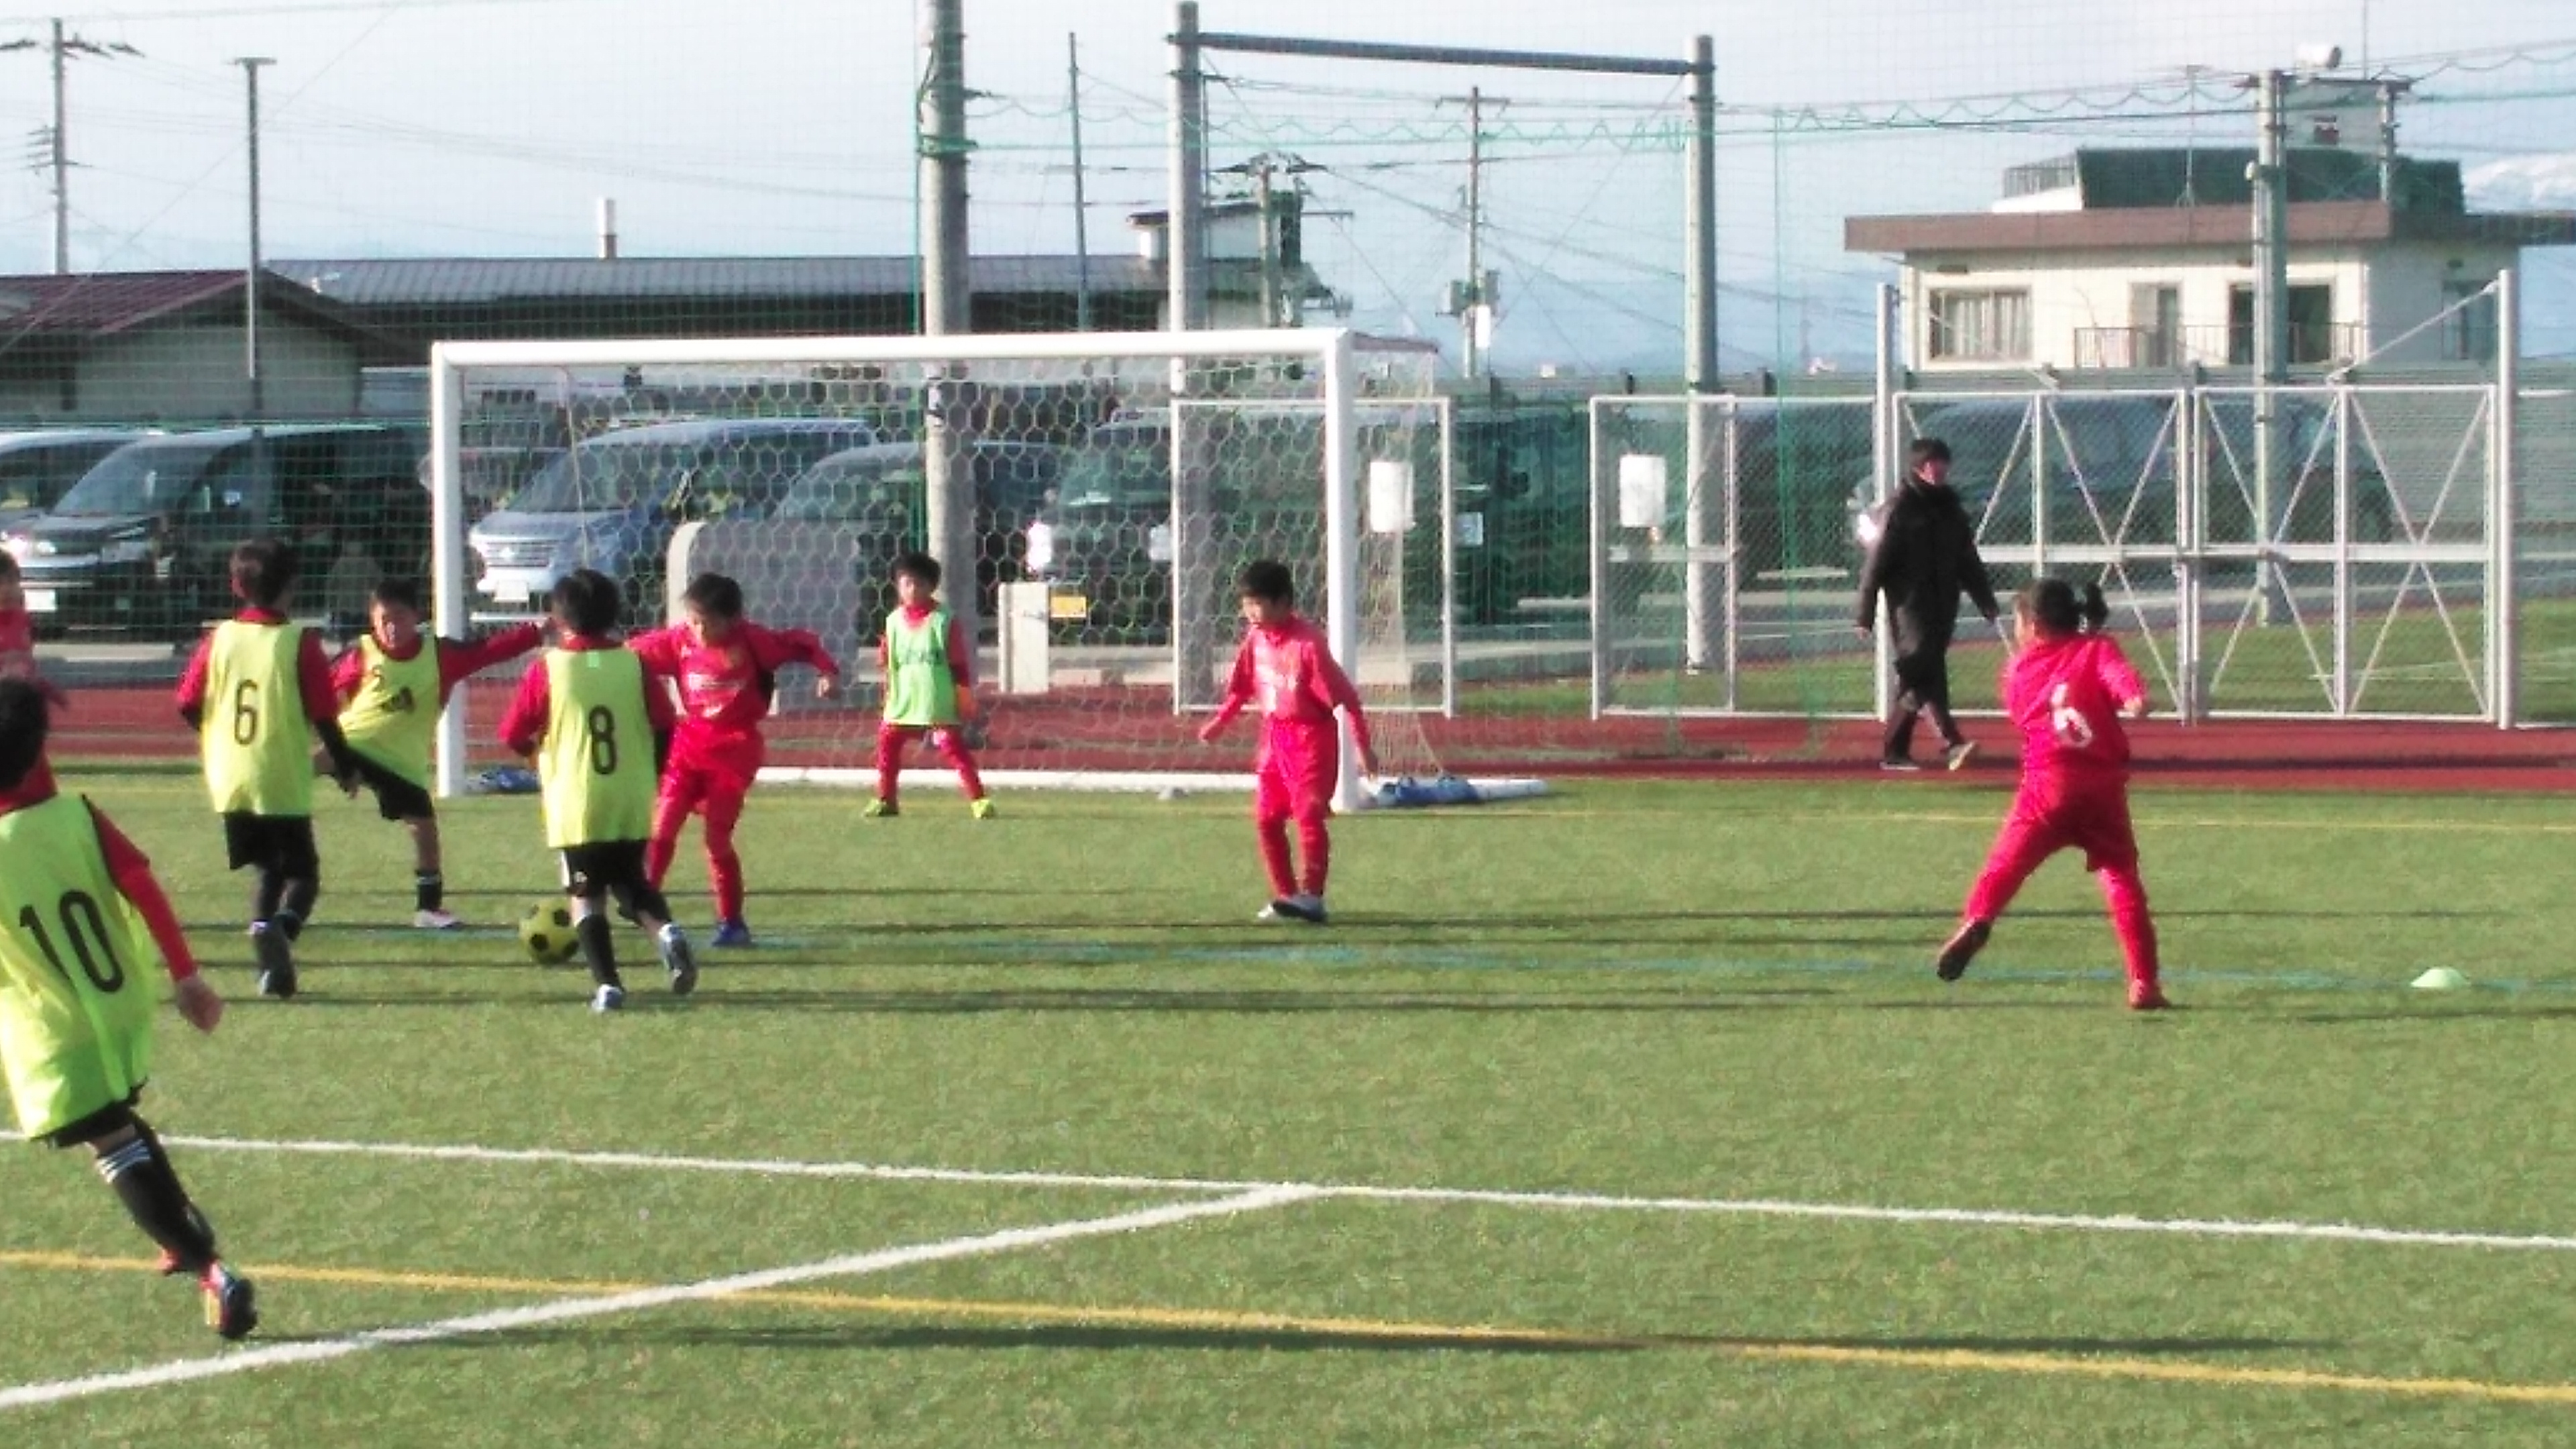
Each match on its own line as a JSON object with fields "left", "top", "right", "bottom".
{"left": 2074, "top": 323, "right": 2365, "bottom": 370}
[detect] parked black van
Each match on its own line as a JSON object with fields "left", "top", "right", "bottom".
{"left": 4, "top": 424, "right": 427, "bottom": 637}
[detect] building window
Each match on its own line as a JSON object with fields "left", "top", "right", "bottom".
{"left": 1927, "top": 288, "right": 2031, "bottom": 362}
{"left": 2226, "top": 284, "right": 2339, "bottom": 366}
{"left": 2442, "top": 280, "right": 2498, "bottom": 363}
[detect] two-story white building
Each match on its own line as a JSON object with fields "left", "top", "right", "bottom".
{"left": 1846, "top": 147, "right": 2576, "bottom": 373}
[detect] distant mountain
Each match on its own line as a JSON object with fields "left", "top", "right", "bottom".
{"left": 2465, "top": 154, "right": 2576, "bottom": 211}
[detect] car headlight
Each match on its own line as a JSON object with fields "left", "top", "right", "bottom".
{"left": 1, "top": 535, "right": 27, "bottom": 563}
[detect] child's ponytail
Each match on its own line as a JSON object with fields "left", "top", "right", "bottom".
{"left": 2078, "top": 582, "right": 2110, "bottom": 634}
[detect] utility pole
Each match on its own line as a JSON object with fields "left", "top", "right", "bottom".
{"left": 48, "top": 21, "right": 65, "bottom": 273}
{"left": 1254, "top": 154, "right": 1281, "bottom": 327}
{"left": 1067, "top": 31, "right": 1091, "bottom": 332}
{"left": 2247, "top": 67, "right": 2290, "bottom": 624}
{"left": 237, "top": 56, "right": 274, "bottom": 418}
{"left": 917, "top": 0, "right": 977, "bottom": 648}
{"left": 1439, "top": 88, "right": 1503, "bottom": 378}
{"left": 0, "top": 22, "right": 141, "bottom": 274}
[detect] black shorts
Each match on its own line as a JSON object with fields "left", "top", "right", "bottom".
{"left": 223, "top": 813, "right": 320, "bottom": 876}
{"left": 40, "top": 1093, "right": 140, "bottom": 1149}
{"left": 559, "top": 841, "right": 648, "bottom": 894}
{"left": 347, "top": 752, "right": 435, "bottom": 823}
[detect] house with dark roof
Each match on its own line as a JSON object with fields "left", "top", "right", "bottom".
{"left": 273, "top": 254, "right": 1175, "bottom": 362}
{"left": 0, "top": 270, "right": 393, "bottom": 423}
{"left": 1845, "top": 147, "right": 2576, "bottom": 373}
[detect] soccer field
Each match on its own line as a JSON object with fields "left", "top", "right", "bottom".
{"left": 4, "top": 769, "right": 2576, "bottom": 1446}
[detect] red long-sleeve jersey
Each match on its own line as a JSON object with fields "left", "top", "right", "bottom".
{"left": 330, "top": 623, "right": 545, "bottom": 711}
{"left": 174, "top": 608, "right": 339, "bottom": 732}
{"left": 1205, "top": 613, "right": 1373, "bottom": 757}
{"left": 0, "top": 765, "right": 197, "bottom": 982}
{"left": 630, "top": 620, "right": 839, "bottom": 766}
{"left": 2001, "top": 633, "right": 2148, "bottom": 782}
{"left": 497, "top": 634, "right": 678, "bottom": 759}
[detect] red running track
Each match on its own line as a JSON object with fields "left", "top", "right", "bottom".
{"left": 53, "top": 684, "right": 2576, "bottom": 794}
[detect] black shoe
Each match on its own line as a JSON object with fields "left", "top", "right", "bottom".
{"left": 251, "top": 924, "right": 297, "bottom": 1000}
{"left": 1880, "top": 757, "right": 1924, "bottom": 773}
{"left": 1936, "top": 919, "right": 1992, "bottom": 982}
{"left": 202, "top": 1264, "right": 258, "bottom": 1340}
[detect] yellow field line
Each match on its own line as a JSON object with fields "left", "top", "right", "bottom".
{"left": 6, "top": 1248, "right": 2572, "bottom": 1407}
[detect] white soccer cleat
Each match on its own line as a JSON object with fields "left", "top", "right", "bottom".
{"left": 592, "top": 983, "right": 626, "bottom": 1013}
{"left": 412, "top": 908, "right": 462, "bottom": 930}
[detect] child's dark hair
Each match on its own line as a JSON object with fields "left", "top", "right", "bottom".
{"left": 2021, "top": 577, "right": 2110, "bottom": 637}
{"left": 892, "top": 551, "right": 941, "bottom": 590}
{"left": 549, "top": 568, "right": 623, "bottom": 637}
{"left": 1238, "top": 559, "right": 1293, "bottom": 605}
{"left": 229, "top": 538, "right": 297, "bottom": 607}
{"left": 0, "top": 552, "right": 19, "bottom": 585}
{"left": 683, "top": 572, "right": 745, "bottom": 619}
{"left": 1908, "top": 437, "right": 1953, "bottom": 471}
{"left": 0, "top": 678, "right": 50, "bottom": 793}
{"left": 370, "top": 578, "right": 423, "bottom": 613}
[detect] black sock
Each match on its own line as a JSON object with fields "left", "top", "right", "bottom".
{"left": 271, "top": 908, "right": 305, "bottom": 943}
{"left": 280, "top": 877, "right": 319, "bottom": 930}
{"left": 576, "top": 913, "right": 621, "bottom": 989}
{"left": 95, "top": 1126, "right": 219, "bottom": 1273}
{"left": 415, "top": 872, "right": 444, "bottom": 912}
{"left": 250, "top": 870, "right": 284, "bottom": 925}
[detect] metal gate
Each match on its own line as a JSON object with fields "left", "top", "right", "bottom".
{"left": 1590, "top": 383, "right": 2504, "bottom": 722}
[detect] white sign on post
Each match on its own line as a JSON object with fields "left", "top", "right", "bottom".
{"left": 1366, "top": 459, "right": 1415, "bottom": 535}
{"left": 1617, "top": 454, "right": 1670, "bottom": 530}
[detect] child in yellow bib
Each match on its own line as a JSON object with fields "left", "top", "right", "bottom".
{"left": 331, "top": 578, "right": 541, "bottom": 929}
{"left": 865, "top": 551, "right": 991, "bottom": 819}
{"left": 498, "top": 568, "right": 698, "bottom": 1013}
{"left": 0, "top": 679, "right": 260, "bottom": 1339}
{"left": 173, "top": 539, "right": 359, "bottom": 1002}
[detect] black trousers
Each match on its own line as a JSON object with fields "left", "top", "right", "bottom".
{"left": 1883, "top": 637, "right": 1965, "bottom": 761}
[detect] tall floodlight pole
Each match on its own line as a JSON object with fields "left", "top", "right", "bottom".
{"left": 1681, "top": 34, "right": 1720, "bottom": 676}
{"left": 2250, "top": 66, "right": 2290, "bottom": 625}
{"left": 1168, "top": 1, "right": 1216, "bottom": 706}
{"left": 918, "top": 0, "right": 977, "bottom": 648}
{"left": 237, "top": 56, "right": 273, "bottom": 418}
{"left": 1067, "top": 32, "right": 1093, "bottom": 332}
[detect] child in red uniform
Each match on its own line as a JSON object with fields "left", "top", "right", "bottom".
{"left": 1197, "top": 559, "right": 1378, "bottom": 924}
{"left": 329, "top": 579, "right": 543, "bottom": 929}
{"left": 627, "top": 573, "right": 840, "bottom": 948}
{"left": 0, "top": 553, "right": 64, "bottom": 704}
{"left": 1935, "top": 578, "right": 2168, "bottom": 1010}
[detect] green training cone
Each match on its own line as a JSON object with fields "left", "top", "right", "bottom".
{"left": 2410, "top": 967, "right": 2471, "bottom": 991}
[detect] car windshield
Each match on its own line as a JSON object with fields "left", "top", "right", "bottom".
{"left": 509, "top": 440, "right": 700, "bottom": 514}
{"left": 513, "top": 430, "right": 865, "bottom": 517}
{"left": 50, "top": 440, "right": 225, "bottom": 517}
{"left": 1055, "top": 441, "right": 1165, "bottom": 511}
{"left": 775, "top": 454, "right": 919, "bottom": 523}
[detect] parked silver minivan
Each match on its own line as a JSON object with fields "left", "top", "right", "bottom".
{"left": 467, "top": 417, "right": 875, "bottom": 614}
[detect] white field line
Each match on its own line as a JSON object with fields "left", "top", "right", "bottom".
{"left": 108, "top": 1130, "right": 2576, "bottom": 1255}
{"left": 0, "top": 1185, "right": 1311, "bottom": 1414}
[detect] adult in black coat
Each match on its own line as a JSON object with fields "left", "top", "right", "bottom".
{"left": 1855, "top": 437, "right": 1999, "bottom": 769}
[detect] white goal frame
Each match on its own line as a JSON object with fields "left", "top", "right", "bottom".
{"left": 427, "top": 327, "right": 1391, "bottom": 806}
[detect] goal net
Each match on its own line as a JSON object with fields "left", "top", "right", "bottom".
{"left": 428, "top": 329, "right": 1535, "bottom": 808}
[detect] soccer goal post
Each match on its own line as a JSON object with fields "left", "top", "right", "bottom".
{"left": 429, "top": 328, "right": 1539, "bottom": 810}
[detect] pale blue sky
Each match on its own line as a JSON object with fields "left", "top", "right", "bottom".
{"left": 0, "top": 0, "right": 2567, "bottom": 366}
